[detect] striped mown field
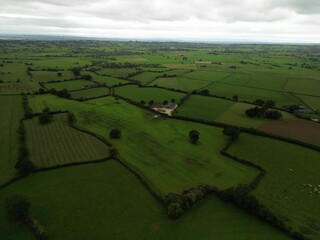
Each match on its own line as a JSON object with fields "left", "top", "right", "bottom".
{"left": 24, "top": 113, "right": 109, "bottom": 168}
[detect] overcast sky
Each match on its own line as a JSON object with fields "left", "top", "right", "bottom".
{"left": 0, "top": 0, "right": 319, "bottom": 43}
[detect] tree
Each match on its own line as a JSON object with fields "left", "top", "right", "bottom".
{"left": 198, "top": 89, "right": 209, "bottom": 96}
{"left": 265, "top": 100, "right": 275, "bottom": 108}
{"left": 163, "top": 100, "right": 168, "bottom": 105}
{"left": 82, "top": 74, "right": 92, "bottom": 80}
{"left": 171, "top": 99, "right": 175, "bottom": 103}
{"left": 67, "top": 112, "right": 75, "bottom": 125}
{"left": 167, "top": 202, "right": 183, "bottom": 219}
{"left": 114, "top": 96, "right": 119, "bottom": 103}
{"left": 253, "top": 99, "right": 265, "bottom": 106}
{"left": 233, "top": 95, "right": 238, "bottom": 101}
{"left": 140, "top": 100, "right": 145, "bottom": 105}
{"left": 16, "top": 158, "right": 35, "bottom": 176}
{"left": 71, "top": 67, "right": 81, "bottom": 76}
{"left": 223, "top": 126, "right": 240, "bottom": 141}
{"left": 39, "top": 108, "right": 52, "bottom": 124}
{"left": 5, "top": 195, "right": 31, "bottom": 222}
{"left": 189, "top": 130, "right": 200, "bottom": 144}
{"left": 57, "top": 72, "right": 62, "bottom": 77}
{"left": 110, "top": 129, "right": 121, "bottom": 139}
{"left": 149, "top": 100, "right": 154, "bottom": 106}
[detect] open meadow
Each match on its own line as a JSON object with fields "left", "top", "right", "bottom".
{"left": 0, "top": 40, "right": 319, "bottom": 240}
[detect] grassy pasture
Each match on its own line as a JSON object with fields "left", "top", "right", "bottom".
{"left": 24, "top": 113, "right": 109, "bottom": 168}
{"left": 0, "top": 82, "right": 40, "bottom": 94}
{"left": 220, "top": 73, "right": 287, "bottom": 91}
{"left": 295, "top": 94, "right": 320, "bottom": 113}
{"left": 96, "top": 68, "right": 139, "bottom": 78}
{"left": 115, "top": 85, "right": 185, "bottom": 104}
{"left": 130, "top": 72, "right": 164, "bottom": 85}
{"left": 44, "top": 80, "right": 92, "bottom": 91}
{"left": 286, "top": 78, "right": 320, "bottom": 96}
{"left": 149, "top": 77, "right": 211, "bottom": 92}
{"left": 82, "top": 72, "right": 129, "bottom": 86}
{"left": 183, "top": 70, "right": 231, "bottom": 82}
{"left": 31, "top": 71, "right": 74, "bottom": 82}
{"left": 0, "top": 160, "right": 289, "bottom": 240}
{"left": 204, "top": 83, "right": 302, "bottom": 108}
{"left": 0, "top": 95, "right": 23, "bottom": 185}
{"left": 227, "top": 133, "right": 320, "bottom": 240}
{"left": 70, "top": 88, "right": 109, "bottom": 100}
{"left": 27, "top": 95, "right": 258, "bottom": 195}
{"left": 175, "top": 95, "right": 294, "bottom": 128}
{"left": 0, "top": 63, "right": 31, "bottom": 83}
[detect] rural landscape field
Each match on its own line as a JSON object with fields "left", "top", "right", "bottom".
{"left": 0, "top": 39, "right": 319, "bottom": 240}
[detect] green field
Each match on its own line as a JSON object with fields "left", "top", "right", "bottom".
{"left": 0, "top": 95, "right": 23, "bottom": 185}
{"left": 24, "top": 113, "right": 109, "bottom": 168}
{"left": 0, "top": 160, "right": 289, "bottom": 240}
{"left": 295, "top": 94, "right": 320, "bottom": 113}
{"left": 28, "top": 95, "right": 258, "bottom": 195}
{"left": 203, "top": 83, "right": 302, "bottom": 108}
{"left": 183, "top": 70, "right": 231, "bottom": 82}
{"left": 130, "top": 72, "right": 164, "bottom": 85}
{"left": 176, "top": 95, "right": 295, "bottom": 128}
{"left": 227, "top": 133, "right": 320, "bottom": 240}
{"left": 115, "top": 85, "right": 185, "bottom": 104}
{"left": 149, "top": 77, "right": 211, "bottom": 92}
{"left": 0, "top": 82, "right": 40, "bottom": 94}
{"left": 82, "top": 72, "right": 129, "bottom": 86}
{"left": 31, "top": 71, "right": 74, "bottom": 82}
{"left": 44, "top": 80, "right": 92, "bottom": 91}
{"left": 96, "top": 68, "right": 139, "bottom": 78}
{"left": 70, "top": 88, "right": 109, "bottom": 100}
{"left": 286, "top": 78, "right": 320, "bottom": 96}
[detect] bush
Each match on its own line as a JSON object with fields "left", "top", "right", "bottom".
{"left": 109, "top": 129, "right": 121, "bottom": 139}
{"left": 5, "top": 195, "right": 31, "bottom": 222}
{"left": 67, "top": 112, "right": 75, "bottom": 125}
{"left": 189, "top": 129, "right": 199, "bottom": 144}
{"left": 39, "top": 108, "right": 53, "bottom": 124}
{"left": 167, "top": 202, "right": 183, "bottom": 219}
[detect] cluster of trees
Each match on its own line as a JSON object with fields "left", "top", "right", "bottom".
{"left": 253, "top": 99, "right": 275, "bottom": 108}
{"left": 165, "top": 185, "right": 213, "bottom": 219}
{"left": 5, "top": 195, "right": 48, "bottom": 240}
{"left": 50, "top": 88, "right": 71, "bottom": 99}
{"left": 245, "top": 107, "right": 283, "bottom": 120}
{"left": 39, "top": 107, "right": 53, "bottom": 124}
{"left": 246, "top": 99, "right": 282, "bottom": 120}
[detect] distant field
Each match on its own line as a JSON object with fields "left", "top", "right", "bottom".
{"left": 183, "top": 70, "right": 231, "bottom": 82}
{"left": 70, "top": 88, "right": 109, "bottom": 100}
{"left": 44, "top": 80, "right": 92, "bottom": 91}
{"left": 176, "top": 95, "right": 294, "bottom": 128}
{"left": 0, "top": 82, "right": 40, "bottom": 94}
{"left": 24, "top": 113, "right": 109, "bottom": 168}
{"left": 0, "top": 95, "right": 23, "bottom": 185}
{"left": 227, "top": 133, "right": 320, "bottom": 240}
{"left": 115, "top": 85, "right": 185, "bottom": 104}
{"left": 96, "top": 68, "right": 139, "bottom": 78}
{"left": 0, "top": 160, "right": 289, "bottom": 240}
{"left": 27, "top": 95, "right": 258, "bottom": 196}
{"left": 286, "top": 78, "right": 320, "bottom": 96}
{"left": 204, "top": 83, "right": 302, "bottom": 108}
{"left": 83, "top": 72, "right": 129, "bottom": 86}
{"left": 149, "top": 77, "right": 211, "bottom": 92}
{"left": 130, "top": 72, "right": 164, "bottom": 85}
{"left": 295, "top": 94, "right": 320, "bottom": 113}
{"left": 220, "top": 73, "right": 287, "bottom": 91}
{"left": 0, "top": 63, "right": 31, "bottom": 82}
{"left": 31, "top": 71, "right": 74, "bottom": 82}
